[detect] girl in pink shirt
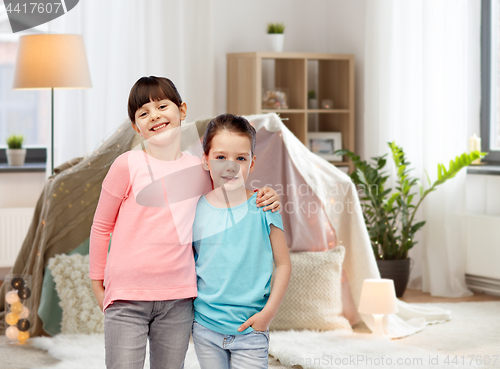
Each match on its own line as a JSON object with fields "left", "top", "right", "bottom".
{"left": 89, "top": 76, "right": 280, "bottom": 369}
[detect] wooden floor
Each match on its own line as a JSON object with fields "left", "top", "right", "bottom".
{"left": 400, "top": 288, "right": 500, "bottom": 303}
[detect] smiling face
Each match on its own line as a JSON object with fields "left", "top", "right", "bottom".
{"left": 203, "top": 130, "right": 256, "bottom": 191}
{"left": 132, "top": 99, "right": 187, "bottom": 140}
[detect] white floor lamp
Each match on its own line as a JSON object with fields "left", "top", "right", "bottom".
{"left": 12, "top": 34, "right": 92, "bottom": 175}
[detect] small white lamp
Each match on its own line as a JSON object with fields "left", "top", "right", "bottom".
{"left": 358, "top": 278, "right": 398, "bottom": 336}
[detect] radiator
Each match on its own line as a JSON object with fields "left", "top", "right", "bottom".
{"left": 466, "top": 274, "right": 500, "bottom": 297}
{"left": 0, "top": 208, "right": 34, "bottom": 268}
{"left": 466, "top": 214, "right": 500, "bottom": 280}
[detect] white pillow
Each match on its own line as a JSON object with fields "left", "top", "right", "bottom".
{"left": 270, "top": 246, "right": 351, "bottom": 331}
{"left": 48, "top": 254, "right": 104, "bottom": 334}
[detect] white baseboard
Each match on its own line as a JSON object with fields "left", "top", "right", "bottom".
{"left": 466, "top": 274, "right": 500, "bottom": 296}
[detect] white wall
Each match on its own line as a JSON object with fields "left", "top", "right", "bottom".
{"left": 325, "top": 0, "right": 367, "bottom": 156}
{"left": 213, "top": 0, "right": 331, "bottom": 114}
{"left": 0, "top": 172, "right": 45, "bottom": 208}
{"left": 212, "top": 0, "right": 367, "bottom": 155}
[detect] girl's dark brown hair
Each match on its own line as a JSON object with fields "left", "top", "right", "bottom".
{"left": 203, "top": 114, "right": 256, "bottom": 156}
{"left": 127, "top": 76, "right": 183, "bottom": 123}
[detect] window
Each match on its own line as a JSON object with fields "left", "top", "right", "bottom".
{"left": 482, "top": 0, "right": 500, "bottom": 162}
{"left": 0, "top": 4, "right": 49, "bottom": 148}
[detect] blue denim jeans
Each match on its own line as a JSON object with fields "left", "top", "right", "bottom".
{"left": 104, "top": 299, "right": 193, "bottom": 369}
{"left": 192, "top": 320, "right": 269, "bottom": 369}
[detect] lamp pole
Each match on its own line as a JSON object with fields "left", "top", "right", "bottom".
{"left": 51, "top": 88, "right": 54, "bottom": 175}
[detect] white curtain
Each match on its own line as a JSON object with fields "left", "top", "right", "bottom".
{"left": 47, "top": 0, "right": 214, "bottom": 169}
{"left": 364, "top": 0, "right": 481, "bottom": 297}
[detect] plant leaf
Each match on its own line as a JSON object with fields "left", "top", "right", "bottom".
{"left": 425, "top": 170, "right": 431, "bottom": 186}
{"left": 384, "top": 192, "right": 400, "bottom": 212}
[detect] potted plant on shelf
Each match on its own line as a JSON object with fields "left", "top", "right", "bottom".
{"left": 308, "top": 90, "right": 318, "bottom": 109}
{"left": 336, "top": 142, "right": 485, "bottom": 297}
{"left": 6, "top": 134, "right": 26, "bottom": 166}
{"left": 267, "top": 22, "right": 285, "bottom": 52}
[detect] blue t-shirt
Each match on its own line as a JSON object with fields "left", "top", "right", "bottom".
{"left": 192, "top": 191, "right": 284, "bottom": 335}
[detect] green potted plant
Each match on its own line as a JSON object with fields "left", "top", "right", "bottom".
{"left": 6, "top": 134, "right": 26, "bottom": 166}
{"left": 267, "top": 22, "right": 285, "bottom": 52}
{"left": 337, "top": 142, "right": 485, "bottom": 296}
{"left": 308, "top": 90, "right": 318, "bottom": 109}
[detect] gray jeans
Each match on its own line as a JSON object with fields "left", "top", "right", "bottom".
{"left": 104, "top": 299, "right": 194, "bottom": 369}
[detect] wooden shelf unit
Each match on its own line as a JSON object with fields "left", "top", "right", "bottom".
{"left": 227, "top": 52, "right": 355, "bottom": 171}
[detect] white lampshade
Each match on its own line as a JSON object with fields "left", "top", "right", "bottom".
{"left": 12, "top": 34, "right": 92, "bottom": 89}
{"left": 358, "top": 279, "right": 399, "bottom": 315}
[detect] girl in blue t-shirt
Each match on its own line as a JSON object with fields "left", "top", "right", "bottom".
{"left": 191, "top": 114, "right": 292, "bottom": 369}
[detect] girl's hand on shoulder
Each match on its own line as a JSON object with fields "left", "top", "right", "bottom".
{"left": 237, "top": 311, "right": 272, "bottom": 332}
{"left": 255, "top": 186, "right": 281, "bottom": 212}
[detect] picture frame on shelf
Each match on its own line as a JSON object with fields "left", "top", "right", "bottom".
{"left": 308, "top": 132, "right": 343, "bottom": 161}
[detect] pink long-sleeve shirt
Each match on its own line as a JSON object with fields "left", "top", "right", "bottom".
{"left": 89, "top": 150, "right": 211, "bottom": 311}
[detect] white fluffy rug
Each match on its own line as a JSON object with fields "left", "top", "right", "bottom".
{"left": 269, "top": 330, "right": 465, "bottom": 369}
{"left": 22, "top": 302, "right": 500, "bottom": 369}
{"left": 268, "top": 302, "right": 500, "bottom": 369}
{"left": 30, "top": 335, "right": 200, "bottom": 369}
{"left": 28, "top": 332, "right": 468, "bottom": 369}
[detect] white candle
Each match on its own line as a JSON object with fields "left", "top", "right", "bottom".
{"left": 469, "top": 134, "right": 481, "bottom": 164}
{"left": 469, "top": 134, "right": 481, "bottom": 152}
